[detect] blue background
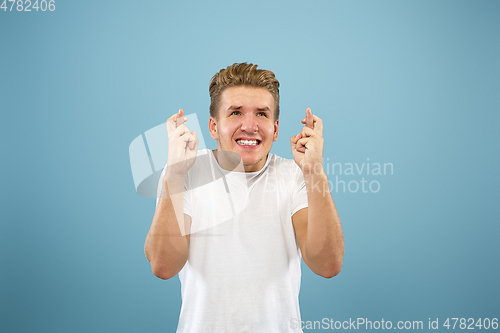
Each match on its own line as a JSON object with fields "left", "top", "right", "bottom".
{"left": 1, "top": 0, "right": 499, "bottom": 332}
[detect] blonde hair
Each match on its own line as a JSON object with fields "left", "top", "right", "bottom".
{"left": 209, "top": 62, "right": 280, "bottom": 119}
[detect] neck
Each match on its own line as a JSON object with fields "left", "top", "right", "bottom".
{"left": 212, "top": 150, "right": 246, "bottom": 172}
{"left": 212, "top": 150, "right": 268, "bottom": 173}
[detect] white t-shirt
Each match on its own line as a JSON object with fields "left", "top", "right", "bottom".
{"left": 158, "top": 149, "right": 308, "bottom": 332}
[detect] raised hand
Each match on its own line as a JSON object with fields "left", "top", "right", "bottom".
{"left": 166, "top": 109, "right": 199, "bottom": 177}
{"left": 290, "top": 107, "right": 324, "bottom": 175}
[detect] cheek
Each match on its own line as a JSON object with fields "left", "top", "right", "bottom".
{"left": 259, "top": 121, "right": 276, "bottom": 136}
{"left": 218, "top": 124, "right": 236, "bottom": 140}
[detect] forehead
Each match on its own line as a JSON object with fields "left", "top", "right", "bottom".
{"left": 220, "top": 86, "right": 275, "bottom": 110}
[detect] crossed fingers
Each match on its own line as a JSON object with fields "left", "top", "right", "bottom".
{"left": 292, "top": 108, "right": 323, "bottom": 153}
{"left": 301, "top": 107, "right": 323, "bottom": 135}
{"left": 167, "top": 109, "right": 188, "bottom": 134}
{"left": 167, "top": 109, "right": 197, "bottom": 149}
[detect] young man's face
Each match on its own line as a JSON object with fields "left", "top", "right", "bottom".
{"left": 209, "top": 85, "right": 279, "bottom": 172}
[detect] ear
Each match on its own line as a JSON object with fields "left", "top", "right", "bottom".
{"left": 273, "top": 119, "right": 279, "bottom": 142}
{"left": 209, "top": 116, "right": 218, "bottom": 140}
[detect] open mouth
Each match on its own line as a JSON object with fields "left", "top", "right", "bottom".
{"left": 236, "top": 139, "right": 261, "bottom": 146}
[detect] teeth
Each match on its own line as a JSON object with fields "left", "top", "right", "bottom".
{"left": 237, "top": 139, "right": 258, "bottom": 146}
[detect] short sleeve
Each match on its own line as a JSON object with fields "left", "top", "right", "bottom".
{"left": 155, "top": 165, "right": 192, "bottom": 217}
{"left": 291, "top": 164, "right": 308, "bottom": 215}
{"left": 155, "top": 166, "right": 166, "bottom": 207}
{"left": 182, "top": 175, "right": 192, "bottom": 217}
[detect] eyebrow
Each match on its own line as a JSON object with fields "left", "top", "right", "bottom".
{"left": 227, "top": 106, "right": 271, "bottom": 111}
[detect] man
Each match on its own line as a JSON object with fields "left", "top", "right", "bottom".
{"left": 145, "top": 63, "right": 344, "bottom": 332}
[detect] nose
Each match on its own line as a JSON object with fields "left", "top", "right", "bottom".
{"left": 240, "top": 114, "right": 258, "bottom": 133}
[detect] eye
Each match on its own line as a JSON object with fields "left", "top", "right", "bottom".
{"left": 230, "top": 111, "right": 241, "bottom": 116}
{"left": 257, "top": 112, "right": 268, "bottom": 117}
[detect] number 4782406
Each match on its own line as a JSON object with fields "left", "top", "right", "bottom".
{"left": 443, "top": 318, "right": 498, "bottom": 330}
{"left": 1, "top": 0, "right": 56, "bottom": 11}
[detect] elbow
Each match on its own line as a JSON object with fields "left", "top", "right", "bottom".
{"left": 148, "top": 255, "right": 186, "bottom": 280}
{"left": 319, "top": 263, "right": 342, "bottom": 279}
{"left": 147, "top": 254, "right": 178, "bottom": 280}
{"left": 144, "top": 251, "right": 173, "bottom": 279}
{"left": 151, "top": 265, "right": 178, "bottom": 280}
{"left": 315, "top": 257, "right": 343, "bottom": 279}
{"left": 145, "top": 246, "right": 185, "bottom": 280}
{"left": 320, "top": 247, "right": 345, "bottom": 278}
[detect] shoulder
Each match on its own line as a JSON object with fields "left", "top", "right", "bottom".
{"left": 268, "top": 153, "right": 301, "bottom": 175}
{"left": 188, "top": 149, "right": 212, "bottom": 171}
{"left": 184, "top": 149, "right": 216, "bottom": 188}
{"left": 196, "top": 148, "right": 211, "bottom": 157}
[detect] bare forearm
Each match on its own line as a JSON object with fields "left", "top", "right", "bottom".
{"left": 304, "top": 171, "right": 344, "bottom": 275}
{"left": 145, "top": 174, "right": 189, "bottom": 279}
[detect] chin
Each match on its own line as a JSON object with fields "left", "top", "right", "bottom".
{"left": 242, "top": 156, "right": 264, "bottom": 166}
